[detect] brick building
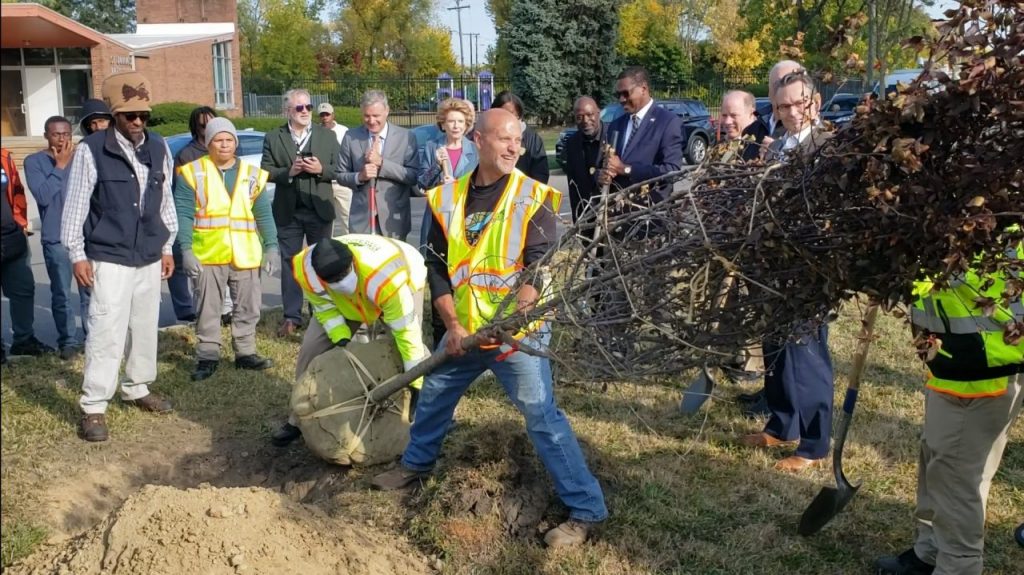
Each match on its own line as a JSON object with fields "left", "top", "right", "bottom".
{"left": 1, "top": 0, "right": 242, "bottom": 137}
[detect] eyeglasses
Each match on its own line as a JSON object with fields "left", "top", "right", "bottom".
{"left": 294, "top": 104, "right": 314, "bottom": 113}
{"left": 122, "top": 112, "right": 151, "bottom": 123}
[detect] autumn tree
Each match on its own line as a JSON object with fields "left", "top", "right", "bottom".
{"left": 334, "top": 0, "right": 456, "bottom": 75}
{"left": 239, "top": 0, "right": 324, "bottom": 87}
{"left": 34, "top": 0, "right": 136, "bottom": 33}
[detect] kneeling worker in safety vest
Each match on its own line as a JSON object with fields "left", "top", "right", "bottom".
{"left": 175, "top": 117, "right": 280, "bottom": 381}
{"left": 271, "top": 234, "right": 428, "bottom": 447}
{"left": 876, "top": 233, "right": 1023, "bottom": 575}
{"left": 370, "top": 108, "right": 608, "bottom": 549}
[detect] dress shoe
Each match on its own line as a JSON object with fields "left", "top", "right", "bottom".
{"left": 740, "top": 432, "right": 797, "bottom": 448}
{"left": 277, "top": 319, "right": 300, "bottom": 338}
{"left": 9, "top": 336, "right": 55, "bottom": 356}
{"left": 370, "top": 466, "right": 431, "bottom": 490}
{"left": 125, "top": 393, "right": 173, "bottom": 413}
{"left": 875, "top": 548, "right": 935, "bottom": 574}
{"left": 192, "top": 360, "right": 219, "bottom": 381}
{"left": 235, "top": 354, "right": 273, "bottom": 371}
{"left": 271, "top": 423, "right": 303, "bottom": 447}
{"left": 79, "top": 414, "right": 109, "bottom": 442}
{"left": 742, "top": 394, "right": 771, "bottom": 419}
{"left": 544, "top": 519, "right": 597, "bottom": 548}
{"left": 774, "top": 455, "right": 823, "bottom": 472}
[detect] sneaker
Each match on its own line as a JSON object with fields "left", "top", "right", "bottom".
{"left": 235, "top": 354, "right": 273, "bottom": 371}
{"left": 192, "top": 360, "right": 219, "bottom": 381}
{"left": 125, "top": 393, "right": 173, "bottom": 413}
{"left": 79, "top": 413, "right": 109, "bottom": 442}
{"left": 59, "top": 345, "right": 82, "bottom": 361}
{"left": 9, "top": 336, "right": 55, "bottom": 356}
{"left": 271, "top": 423, "right": 302, "bottom": 447}
{"left": 544, "top": 520, "right": 596, "bottom": 548}
{"left": 875, "top": 548, "right": 935, "bottom": 575}
{"left": 370, "top": 466, "right": 431, "bottom": 491}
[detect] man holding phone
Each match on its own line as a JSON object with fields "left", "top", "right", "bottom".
{"left": 261, "top": 88, "right": 340, "bottom": 337}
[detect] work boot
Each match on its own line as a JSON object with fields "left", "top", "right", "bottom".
{"left": 544, "top": 520, "right": 596, "bottom": 548}
{"left": 192, "top": 360, "right": 219, "bottom": 381}
{"left": 271, "top": 423, "right": 302, "bottom": 447}
{"left": 235, "top": 354, "right": 273, "bottom": 371}
{"left": 79, "top": 413, "right": 109, "bottom": 442}
{"left": 875, "top": 548, "right": 935, "bottom": 575}
{"left": 370, "top": 466, "right": 431, "bottom": 490}
{"left": 125, "top": 393, "right": 173, "bottom": 413}
{"left": 59, "top": 345, "right": 82, "bottom": 361}
{"left": 9, "top": 336, "right": 55, "bottom": 356}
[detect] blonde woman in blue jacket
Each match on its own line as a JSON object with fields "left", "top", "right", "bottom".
{"left": 417, "top": 98, "right": 478, "bottom": 191}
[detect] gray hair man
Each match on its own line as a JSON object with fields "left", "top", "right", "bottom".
{"left": 260, "top": 87, "right": 341, "bottom": 337}
{"left": 337, "top": 90, "right": 419, "bottom": 240}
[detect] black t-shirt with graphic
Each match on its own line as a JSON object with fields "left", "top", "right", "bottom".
{"left": 425, "top": 171, "right": 556, "bottom": 299}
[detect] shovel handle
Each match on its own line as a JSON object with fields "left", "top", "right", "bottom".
{"left": 366, "top": 331, "right": 491, "bottom": 403}
{"left": 843, "top": 303, "right": 879, "bottom": 411}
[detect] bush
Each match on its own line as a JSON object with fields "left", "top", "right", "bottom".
{"left": 147, "top": 106, "right": 364, "bottom": 137}
{"left": 149, "top": 122, "right": 189, "bottom": 137}
{"left": 149, "top": 102, "right": 208, "bottom": 126}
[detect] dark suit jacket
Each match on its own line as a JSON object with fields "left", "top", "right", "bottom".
{"left": 516, "top": 127, "right": 550, "bottom": 184}
{"left": 564, "top": 125, "right": 606, "bottom": 223}
{"left": 740, "top": 118, "right": 771, "bottom": 161}
{"left": 260, "top": 123, "right": 340, "bottom": 226}
{"left": 608, "top": 103, "right": 683, "bottom": 202}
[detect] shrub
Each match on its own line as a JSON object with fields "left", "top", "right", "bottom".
{"left": 149, "top": 102, "right": 208, "bottom": 126}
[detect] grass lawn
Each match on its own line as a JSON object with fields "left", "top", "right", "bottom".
{"left": 2, "top": 307, "right": 1021, "bottom": 573}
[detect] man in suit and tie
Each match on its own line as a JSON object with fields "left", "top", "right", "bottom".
{"left": 598, "top": 66, "right": 683, "bottom": 207}
{"left": 743, "top": 60, "right": 804, "bottom": 151}
{"left": 337, "top": 90, "right": 418, "bottom": 241}
{"left": 564, "top": 96, "right": 607, "bottom": 224}
{"left": 261, "top": 88, "right": 340, "bottom": 337}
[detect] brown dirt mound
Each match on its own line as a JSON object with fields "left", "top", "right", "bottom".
{"left": 9, "top": 484, "right": 433, "bottom": 575}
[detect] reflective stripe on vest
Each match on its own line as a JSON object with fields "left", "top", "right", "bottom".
{"left": 426, "top": 169, "right": 558, "bottom": 334}
{"left": 180, "top": 157, "right": 268, "bottom": 269}
{"left": 926, "top": 375, "right": 1009, "bottom": 398}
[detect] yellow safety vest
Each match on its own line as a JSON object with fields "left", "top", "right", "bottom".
{"left": 426, "top": 169, "right": 561, "bottom": 339}
{"left": 178, "top": 157, "right": 269, "bottom": 269}
{"left": 911, "top": 237, "right": 1024, "bottom": 398}
{"left": 292, "top": 234, "right": 427, "bottom": 389}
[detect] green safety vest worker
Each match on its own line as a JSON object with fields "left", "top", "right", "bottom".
{"left": 911, "top": 235, "right": 1024, "bottom": 397}
{"left": 293, "top": 234, "right": 428, "bottom": 389}
{"left": 426, "top": 168, "right": 561, "bottom": 341}
{"left": 178, "top": 157, "right": 269, "bottom": 268}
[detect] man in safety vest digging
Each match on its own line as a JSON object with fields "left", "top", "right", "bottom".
{"left": 270, "top": 234, "right": 429, "bottom": 447}
{"left": 370, "top": 108, "right": 609, "bottom": 549}
{"left": 175, "top": 117, "right": 279, "bottom": 381}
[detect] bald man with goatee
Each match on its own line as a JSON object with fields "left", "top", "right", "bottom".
{"left": 372, "top": 108, "right": 609, "bottom": 549}
{"left": 564, "top": 96, "right": 608, "bottom": 223}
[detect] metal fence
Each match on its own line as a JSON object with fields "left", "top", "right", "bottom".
{"left": 242, "top": 74, "right": 513, "bottom": 126}
{"left": 242, "top": 73, "right": 867, "bottom": 125}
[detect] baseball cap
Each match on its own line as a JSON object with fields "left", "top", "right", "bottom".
{"left": 318, "top": 103, "right": 334, "bottom": 115}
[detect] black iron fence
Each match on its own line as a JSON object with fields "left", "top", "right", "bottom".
{"left": 242, "top": 73, "right": 867, "bottom": 126}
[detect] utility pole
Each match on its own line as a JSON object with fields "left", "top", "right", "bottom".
{"left": 448, "top": 0, "right": 470, "bottom": 72}
{"left": 467, "top": 33, "right": 480, "bottom": 72}
{"left": 866, "top": 0, "right": 877, "bottom": 88}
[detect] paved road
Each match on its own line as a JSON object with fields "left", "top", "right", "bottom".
{"left": 2, "top": 174, "right": 571, "bottom": 347}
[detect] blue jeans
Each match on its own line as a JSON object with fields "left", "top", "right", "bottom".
{"left": 0, "top": 249, "right": 36, "bottom": 345}
{"left": 168, "top": 241, "right": 195, "bottom": 320}
{"left": 41, "top": 242, "right": 88, "bottom": 347}
{"left": 402, "top": 330, "right": 608, "bottom": 523}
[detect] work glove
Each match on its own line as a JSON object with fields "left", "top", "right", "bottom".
{"left": 333, "top": 338, "right": 351, "bottom": 348}
{"left": 182, "top": 249, "right": 203, "bottom": 279}
{"left": 262, "top": 248, "right": 281, "bottom": 277}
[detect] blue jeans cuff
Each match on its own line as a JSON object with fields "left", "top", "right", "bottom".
{"left": 569, "top": 512, "right": 608, "bottom": 524}
{"left": 400, "top": 457, "right": 434, "bottom": 473}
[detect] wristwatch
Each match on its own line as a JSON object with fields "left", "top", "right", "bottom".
{"left": 623, "top": 165, "right": 632, "bottom": 176}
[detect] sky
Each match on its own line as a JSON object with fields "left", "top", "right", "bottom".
{"left": 433, "top": 0, "right": 961, "bottom": 69}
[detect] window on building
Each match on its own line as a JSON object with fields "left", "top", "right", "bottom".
{"left": 212, "top": 41, "right": 234, "bottom": 109}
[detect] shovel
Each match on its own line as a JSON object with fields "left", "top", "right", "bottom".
{"left": 680, "top": 274, "right": 735, "bottom": 414}
{"left": 798, "top": 303, "right": 879, "bottom": 536}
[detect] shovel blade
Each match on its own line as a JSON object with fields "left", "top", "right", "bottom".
{"left": 680, "top": 368, "right": 715, "bottom": 414}
{"left": 797, "top": 482, "right": 860, "bottom": 536}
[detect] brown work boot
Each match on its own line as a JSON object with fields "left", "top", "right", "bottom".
{"left": 79, "top": 414, "right": 109, "bottom": 442}
{"left": 277, "top": 319, "right": 300, "bottom": 338}
{"left": 740, "top": 431, "right": 797, "bottom": 448}
{"left": 370, "top": 466, "right": 430, "bottom": 491}
{"left": 544, "top": 520, "right": 596, "bottom": 548}
{"left": 125, "top": 393, "right": 173, "bottom": 413}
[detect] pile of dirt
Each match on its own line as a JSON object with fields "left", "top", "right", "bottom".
{"left": 10, "top": 484, "right": 433, "bottom": 575}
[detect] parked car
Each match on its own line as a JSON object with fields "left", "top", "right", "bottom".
{"left": 821, "top": 93, "right": 861, "bottom": 125}
{"left": 754, "top": 96, "right": 773, "bottom": 119}
{"left": 554, "top": 103, "right": 626, "bottom": 169}
{"left": 165, "top": 130, "right": 275, "bottom": 197}
{"left": 657, "top": 99, "right": 713, "bottom": 165}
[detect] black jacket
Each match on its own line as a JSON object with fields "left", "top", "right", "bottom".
{"left": 260, "top": 123, "right": 340, "bottom": 225}
{"left": 516, "top": 127, "right": 549, "bottom": 184}
{"left": 564, "top": 126, "right": 606, "bottom": 223}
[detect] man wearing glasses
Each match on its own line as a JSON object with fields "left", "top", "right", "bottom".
{"left": 61, "top": 72, "right": 178, "bottom": 442}
{"left": 261, "top": 89, "right": 340, "bottom": 338}
{"left": 24, "top": 116, "right": 85, "bottom": 359}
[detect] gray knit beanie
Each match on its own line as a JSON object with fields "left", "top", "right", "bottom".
{"left": 204, "top": 117, "right": 237, "bottom": 147}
